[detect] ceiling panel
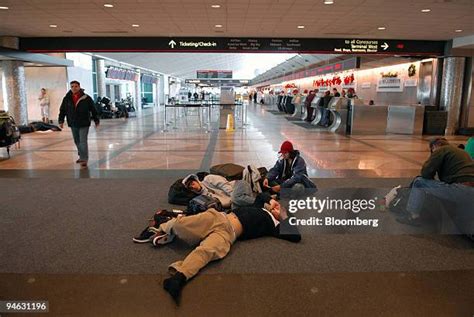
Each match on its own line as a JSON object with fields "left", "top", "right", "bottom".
{"left": 0, "top": 0, "right": 471, "bottom": 39}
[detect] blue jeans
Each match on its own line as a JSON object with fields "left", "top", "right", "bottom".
{"left": 406, "top": 176, "right": 474, "bottom": 219}
{"left": 71, "top": 126, "right": 90, "bottom": 161}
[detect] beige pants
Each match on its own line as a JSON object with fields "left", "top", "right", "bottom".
{"left": 159, "top": 208, "right": 236, "bottom": 279}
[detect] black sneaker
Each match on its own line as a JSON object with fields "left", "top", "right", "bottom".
{"left": 133, "top": 226, "right": 159, "bottom": 243}
{"left": 163, "top": 272, "right": 187, "bottom": 305}
{"left": 396, "top": 214, "right": 422, "bottom": 227}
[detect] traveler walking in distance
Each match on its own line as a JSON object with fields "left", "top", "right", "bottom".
{"left": 58, "top": 81, "right": 100, "bottom": 168}
{"left": 38, "top": 88, "right": 50, "bottom": 123}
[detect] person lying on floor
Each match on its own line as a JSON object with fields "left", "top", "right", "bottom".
{"left": 263, "top": 140, "right": 317, "bottom": 195}
{"left": 397, "top": 137, "right": 474, "bottom": 227}
{"left": 182, "top": 165, "right": 263, "bottom": 209}
{"left": 138, "top": 192, "right": 301, "bottom": 305}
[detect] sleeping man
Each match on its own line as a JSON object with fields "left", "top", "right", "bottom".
{"left": 142, "top": 192, "right": 301, "bottom": 305}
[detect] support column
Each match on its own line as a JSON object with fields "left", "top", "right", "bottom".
{"left": 440, "top": 57, "right": 466, "bottom": 135}
{"left": 159, "top": 74, "right": 166, "bottom": 106}
{"left": 135, "top": 69, "right": 141, "bottom": 111}
{"left": 96, "top": 59, "right": 107, "bottom": 98}
{"left": 1, "top": 61, "right": 28, "bottom": 125}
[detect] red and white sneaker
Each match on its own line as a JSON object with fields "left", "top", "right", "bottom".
{"left": 152, "top": 231, "right": 175, "bottom": 246}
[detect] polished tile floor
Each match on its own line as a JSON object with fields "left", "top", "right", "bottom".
{"left": 0, "top": 103, "right": 469, "bottom": 178}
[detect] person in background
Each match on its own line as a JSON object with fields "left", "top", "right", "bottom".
{"left": 369, "top": 100, "right": 375, "bottom": 105}
{"left": 193, "top": 92, "right": 199, "bottom": 101}
{"left": 38, "top": 88, "right": 50, "bottom": 123}
{"left": 58, "top": 81, "right": 100, "bottom": 168}
{"left": 397, "top": 138, "right": 474, "bottom": 226}
{"left": 341, "top": 89, "right": 346, "bottom": 98}
{"left": 253, "top": 90, "right": 257, "bottom": 103}
{"left": 304, "top": 90, "right": 316, "bottom": 122}
{"left": 319, "top": 90, "right": 332, "bottom": 127}
{"left": 332, "top": 88, "right": 341, "bottom": 97}
{"left": 263, "top": 140, "right": 316, "bottom": 195}
{"left": 347, "top": 88, "right": 357, "bottom": 98}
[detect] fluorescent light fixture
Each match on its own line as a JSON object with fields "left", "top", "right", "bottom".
{"left": 455, "top": 29, "right": 463, "bottom": 32}
{"left": 421, "top": 9, "right": 431, "bottom": 12}
{"left": 49, "top": 24, "right": 58, "bottom": 28}
{"left": 211, "top": 4, "right": 221, "bottom": 8}
{"left": 104, "top": 4, "right": 114, "bottom": 8}
{"left": 132, "top": 24, "right": 139, "bottom": 27}
{"left": 377, "top": 26, "right": 386, "bottom": 30}
{"left": 215, "top": 24, "right": 223, "bottom": 28}
{"left": 0, "top": 6, "right": 9, "bottom": 9}
{"left": 324, "top": 0, "right": 334, "bottom": 4}
{"left": 297, "top": 25, "right": 305, "bottom": 29}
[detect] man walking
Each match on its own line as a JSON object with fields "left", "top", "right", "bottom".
{"left": 58, "top": 81, "right": 99, "bottom": 168}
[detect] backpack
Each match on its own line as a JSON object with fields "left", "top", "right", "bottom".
{"left": 0, "top": 111, "right": 21, "bottom": 149}
{"left": 387, "top": 187, "right": 411, "bottom": 214}
{"left": 167, "top": 172, "right": 209, "bottom": 206}
{"left": 187, "top": 195, "right": 223, "bottom": 215}
{"left": 168, "top": 178, "right": 198, "bottom": 205}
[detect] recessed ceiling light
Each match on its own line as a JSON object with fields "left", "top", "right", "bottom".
{"left": 211, "top": 4, "right": 221, "bottom": 8}
{"left": 49, "top": 24, "right": 58, "bottom": 28}
{"left": 0, "top": 6, "right": 9, "bottom": 10}
{"left": 421, "top": 9, "right": 431, "bottom": 12}
{"left": 104, "top": 4, "right": 114, "bottom": 8}
{"left": 132, "top": 24, "right": 139, "bottom": 27}
{"left": 455, "top": 29, "right": 463, "bottom": 32}
{"left": 378, "top": 26, "right": 386, "bottom": 30}
{"left": 297, "top": 25, "right": 305, "bottom": 29}
{"left": 324, "top": 0, "right": 334, "bottom": 4}
{"left": 215, "top": 24, "right": 223, "bottom": 28}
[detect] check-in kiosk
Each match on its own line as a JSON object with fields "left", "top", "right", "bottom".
{"left": 293, "top": 95, "right": 306, "bottom": 117}
{"left": 309, "top": 95, "right": 324, "bottom": 124}
{"left": 349, "top": 100, "right": 387, "bottom": 135}
{"left": 326, "top": 97, "right": 350, "bottom": 133}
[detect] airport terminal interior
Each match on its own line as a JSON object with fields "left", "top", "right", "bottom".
{"left": 1, "top": 0, "right": 474, "bottom": 316}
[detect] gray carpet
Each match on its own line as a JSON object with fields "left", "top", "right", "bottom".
{"left": 1, "top": 178, "right": 473, "bottom": 275}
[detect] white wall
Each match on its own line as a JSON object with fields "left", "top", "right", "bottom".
{"left": 65, "top": 53, "right": 93, "bottom": 97}
{"left": 25, "top": 67, "right": 68, "bottom": 121}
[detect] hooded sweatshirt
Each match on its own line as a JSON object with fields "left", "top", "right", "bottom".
{"left": 182, "top": 174, "right": 235, "bottom": 208}
{"left": 267, "top": 150, "right": 316, "bottom": 189}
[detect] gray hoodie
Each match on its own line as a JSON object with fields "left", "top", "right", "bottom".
{"left": 182, "top": 174, "right": 235, "bottom": 208}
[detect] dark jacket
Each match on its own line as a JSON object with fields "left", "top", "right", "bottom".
{"left": 58, "top": 90, "right": 99, "bottom": 128}
{"left": 233, "top": 193, "right": 301, "bottom": 242}
{"left": 421, "top": 145, "right": 474, "bottom": 183}
{"left": 267, "top": 150, "right": 316, "bottom": 189}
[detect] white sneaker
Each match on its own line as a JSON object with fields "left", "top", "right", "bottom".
{"left": 152, "top": 232, "right": 175, "bottom": 246}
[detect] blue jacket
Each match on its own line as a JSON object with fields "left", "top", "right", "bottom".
{"left": 267, "top": 151, "right": 316, "bottom": 189}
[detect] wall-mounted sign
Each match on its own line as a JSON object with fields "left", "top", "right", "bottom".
{"left": 404, "top": 79, "right": 418, "bottom": 87}
{"left": 197, "top": 70, "right": 232, "bottom": 79}
{"left": 342, "top": 83, "right": 356, "bottom": 89}
{"left": 360, "top": 82, "right": 372, "bottom": 89}
{"left": 141, "top": 74, "right": 157, "bottom": 84}
{"left": 377, "top": 78, "right": 403, "bottom": 92}
{"left": 184, "top": 79, "right": 248, "bottom": 87}
{"left": 105, "top": 67, "right": 138, "bottom": 81}
{"left": 20, "top": 37, "right": 446, "bottom": 56}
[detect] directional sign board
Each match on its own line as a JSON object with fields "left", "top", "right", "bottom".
{"left": 197, "top": 70, "right": 232, "bottom": 79}
{"left": 20, "top": 37, "right": 446, "bottom": 56}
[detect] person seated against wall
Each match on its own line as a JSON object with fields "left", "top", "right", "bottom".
{"left": 263, "top": 141, "right": 317, "bottom": 196}
{"left": 397, "top": 138, "right": 474, "bottom": 227}
{"left": 182, "top": 171, "right": 260, "bottom": 209}
{"left": 145, "top": 192, "right": 301, "bottom": 304}
{"left": 319, "top": 90, "right": 333, "bottom": 127}
{"left": 304, "top": 90, "right": 316, "bottom": 122}
{"left": 332, "top": 88, "right": 341, "bottom": 97}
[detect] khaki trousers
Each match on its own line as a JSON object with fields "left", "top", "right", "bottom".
{"left": 159, "top": 208, "right": 236, "bottom": 279}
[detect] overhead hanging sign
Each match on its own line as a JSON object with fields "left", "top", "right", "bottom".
{"left": 20, "top": 37, "right": 446, "bottom": 56}
{"left": 197, "top": 70, "right": 232, "bottom": 79}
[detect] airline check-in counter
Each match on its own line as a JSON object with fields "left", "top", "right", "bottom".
{"left": 349, "top": 103, "right": 425, "bottom": 135}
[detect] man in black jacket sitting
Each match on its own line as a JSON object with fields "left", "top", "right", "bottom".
{"left": 147, "top": 193, "right": 301, "bottom": 304}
